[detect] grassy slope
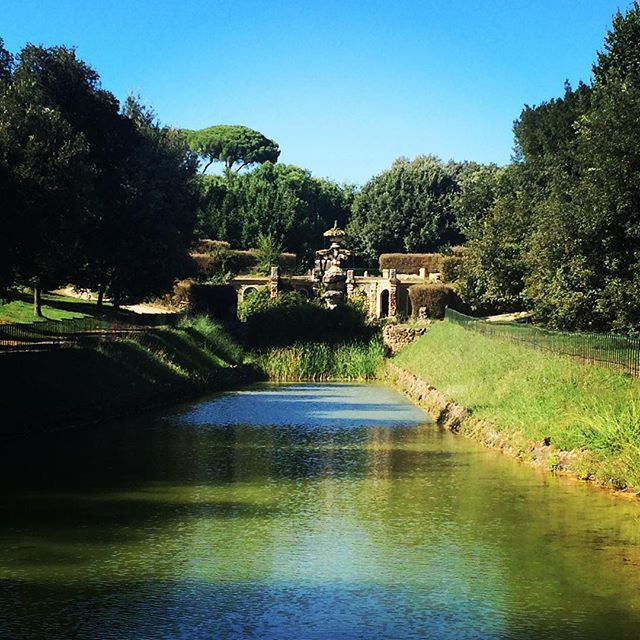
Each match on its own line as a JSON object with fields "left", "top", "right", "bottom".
{"left": 0, "top": 316, "right": 250, "bottom": 436}
{"left": 393, "top": 322, "right": 640, "bottom": 489}
{"left": 0, "top": 295, "right": 89, "bottom": 323}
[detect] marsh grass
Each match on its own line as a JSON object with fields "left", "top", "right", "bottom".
{"left": 256, "top": 339, "right": 384, "bottom": 381}
{"left": 394, "top": 322, "right": 640, "bottom": 489}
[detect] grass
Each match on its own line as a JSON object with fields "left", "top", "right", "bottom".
{"left": 393, "top": 321, "right": 640, "bottom": 489}
{"left": 0, "top": 315, "right": 251, "bottom": 436}
{"left": 255, "top": 338, "right": 385, "bottom": 382}
{"left": 0, "top": 298, "right": 89, "bottom": 323}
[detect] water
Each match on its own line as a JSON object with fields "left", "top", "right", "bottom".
{"left": 1, "top": 383, "right": 640, "bottom": 639}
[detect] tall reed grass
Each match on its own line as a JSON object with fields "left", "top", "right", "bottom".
{"left": 255, "top": 338, "right": 384, "bottom": 381}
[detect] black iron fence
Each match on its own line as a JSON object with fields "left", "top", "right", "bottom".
{"left": 0, "top": 313, "right": 181, "bottom": 351}
{"left": 446, "top": 307, "right": 640, "bottom": 377}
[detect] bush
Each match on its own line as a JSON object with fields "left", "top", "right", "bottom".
{"left": 237, "top": 286, "right": 271, "bottom": 322}
{"left": 440, "top": 255, "right": 465, "bottom": 283}
{"left": 191, "top": 238, "right": 297, "bottom": 281}
{"left": 164, "top": 279, "right": 193, "bottom": 310}
{"left": 242, "top": 292, "right": 375, "bottom": 349}
{"left": 409, "top": 284, "right": 455, "bottom": 319}
{"left": 379, "top": 253, "right": 443, "bottom": 274}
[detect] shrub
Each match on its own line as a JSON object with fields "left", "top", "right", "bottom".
{"left": 237, "top": 286, "right": 271, "bottom": 322}
{"left": 379, "top": 253, "right": 443, "bottom": 274}
{"left": 409, "top": 284, "right": 455, "bottom": 319}
{"left": 191, "top": 238, "right": 296, "bottom": 280}
{"left": 164, "top": 279, "right": 193, "bottom": 310}
{"left": 440, "top": 255, "right": 465, "bottom": 283}
{"left": 242, "top": 292, "right": 375, "bottom": 349}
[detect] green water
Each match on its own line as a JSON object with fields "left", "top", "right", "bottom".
{"left": 1, "top": 383, "right": 640, "bottom": 639}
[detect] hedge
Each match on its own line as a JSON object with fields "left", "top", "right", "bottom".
{"left": 379, "top": 253, "right": 443, "bottom": 274}
{"left": 408, "top": 284, "right": 454, "bottom": 319}
{"left": 440, "top": 255, "right": 465, "bottom": 283}
{"left": 190, "top": 245, "right": 297, "bottom": 279}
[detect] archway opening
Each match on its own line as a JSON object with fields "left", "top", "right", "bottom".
{"left": 380, "top": 289, "right": 390, "bottom": 318}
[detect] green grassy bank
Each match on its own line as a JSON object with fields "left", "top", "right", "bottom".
{"left": 0, "top": 316, "right": 255, "bottom": 437}
{"left": 254, "top": 338, "right": 384, "bottom": 382}
{"left": 391, "top": 322, "right": 640, "bottom": 491}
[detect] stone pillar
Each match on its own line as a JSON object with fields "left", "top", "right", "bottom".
{"left": 389, "top": 270, "right": 398, "bottom": 318}
{"left": 269, "top": 266, "right": 280, "bottom": 299}
{"left": 419, "top": 267, "right": 426, "bottom": 279}
{"left": 368, "top": 282, "right": 378, "bottom": 318}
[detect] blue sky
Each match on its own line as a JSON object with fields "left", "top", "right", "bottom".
{"left": 1, "top": 0, "right": 629, "bottom": 184}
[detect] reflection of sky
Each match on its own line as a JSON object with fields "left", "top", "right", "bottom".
{"left": 168, "top": 384, "right": 432, "bottom": 429}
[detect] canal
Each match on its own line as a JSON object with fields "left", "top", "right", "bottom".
{"left": 1, "top": 383, "right": 640, "bottom": 639}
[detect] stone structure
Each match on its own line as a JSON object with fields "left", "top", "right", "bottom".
{"left": 313, "top": 222, "right": 351, "bottom": 309}
{"left": 229, "top": 226, "right": 435, "bottom": 319}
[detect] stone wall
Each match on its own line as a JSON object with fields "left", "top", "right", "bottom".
{"left": 382, "top": 324, "right": 428, "bottom": 354}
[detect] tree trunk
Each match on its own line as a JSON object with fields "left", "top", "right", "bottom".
{"left": 33, "top": 285, "right": 43, "bottom": 318}
{"left": 96, "top": 282, "right": 105, "bottom": 311}
{"left": 112, "top": 290, "right": 120, "bottom": 310}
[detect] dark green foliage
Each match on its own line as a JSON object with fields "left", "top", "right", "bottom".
{"left": 458, "top": 4, "right": 640, "bottom": 330}
{"left": 195, "top": 164, "right": 354, "bottom": 264}
{"left": 0, "top": 42, "right": 199, "bottom": 310}
{"left": 456, "top": 164, "right": 531, "bottom": 314}
{"left": 408, "top": 284, "right": 455, "bottom": 319}
{"left": 241, "top": 292, "right": 375, "bottom": 350}
{"left": 379, "top": 253, "right": 443, "bottom": 274}
{"left": 347, "top": 156, "right": 463, "bottom": 263}
{"left": 183, "top": 124, "right": 280, "bottom": 173}
{"left": 187, "top": 284, "right": 237, "bottom": 320}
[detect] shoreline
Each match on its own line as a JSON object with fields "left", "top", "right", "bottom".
{"left": 383, "top": 360, "right": 640, "bottom": 500}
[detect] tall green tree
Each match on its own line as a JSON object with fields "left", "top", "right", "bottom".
{"left": 196, "top": 163, "right": 354, "bottom": 264}
{"left": 93, "top": 97, "right": 198, "bottom": 307}
{"left": 183, "top": 124, "right": 280, "bottom": 173}
{"left": 0, "top": 44, "right": 98, "bottom": 315}
{"left": 347, "top": 156, "right": 464, "bottom": 264}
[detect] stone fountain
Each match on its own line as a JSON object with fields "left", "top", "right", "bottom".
{"left": 314, "top": 222, "right": 351, "bottom": 309}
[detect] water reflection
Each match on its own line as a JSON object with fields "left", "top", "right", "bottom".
{"left": 0, "top": 384, "right": 639, "bottom": 639}
{"left": 171, "top": 383, "right": 431, "bottom": 428}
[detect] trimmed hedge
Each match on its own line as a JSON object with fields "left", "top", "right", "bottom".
{"left": 379, "top": 253, "right": 443, "bottom": 274}
{"left": 191, "top": 240, "right": 297, "bottom": 279}
{"left": 408, "top": 284, "right": 454, "bottom": 319}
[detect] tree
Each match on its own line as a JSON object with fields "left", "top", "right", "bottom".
{"left": 0, "top": 44, "right": 98, "bottom": 315}
{"left": 457, "top": 165, "right": 531, "bottom": 313}
{"left": 183, "top": 124, "right": 280, "bottom": 174}
{"left": 92, "top": 97, "right": 198, "bottom": 307}
{"left": 195, "top": 163, "right": 354, "bottom": 264}
{"left": 347, "top": 156, "right": 463, "bottom": 264}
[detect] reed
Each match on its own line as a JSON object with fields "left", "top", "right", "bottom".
{"left": 255, "top": 338, "right": 384, "bottom": 382}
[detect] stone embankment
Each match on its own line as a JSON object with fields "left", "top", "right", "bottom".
{"left": 384, "top": 361, "right": 603, "bottom": 491}
{"left": 382, "top": 324, "right": 428, "bottom": 354}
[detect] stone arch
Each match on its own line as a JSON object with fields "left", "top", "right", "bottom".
{"left": 380, "top": 289, "right": 390, "bottom": 318}
{"left": 240, "top": 285, "right": 258, "bottom": 302}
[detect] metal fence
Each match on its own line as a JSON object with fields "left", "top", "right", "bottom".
{"left": 0, "top": 313, "right": 181, "bottom": 351}
{"left": 445, "top": 307, "right": 640, "bottom": 377}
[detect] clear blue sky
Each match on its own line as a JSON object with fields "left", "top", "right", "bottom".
{"left": 1, "top": 0, "right": 629, "bottom": 184}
